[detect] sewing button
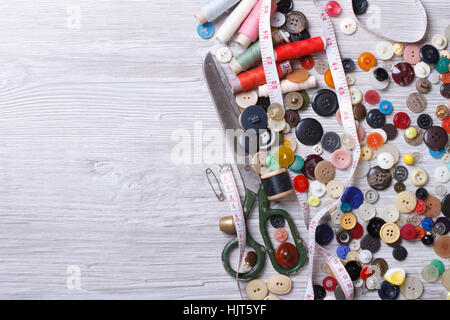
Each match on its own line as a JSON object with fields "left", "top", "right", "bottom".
{"left": 410, "top": 168, "right": 428, "bottom": 187}
{"left": 366, "top": 274, "right": 381, "bottom": 291}
{"left": 295, "top": 118, "right": 323, "bottom": 146}
{"left": 394, "top": 191, "right": 417, "bottom": 214}
{"left": 284, "top": 92, "right": 303, "bottom": 110}
{"left": 330, "top": 149, "right": 351, "bottom": 170}
{"left": 422, "top": 218, "right": 434, "bottom": 231}
{"left": 275, "top": 242, "right": 298, "bottom": 268}
{"left": 375, "top": 41, "right": 394, "bottom": 60}
{"left": 346, "top": 250, "right": 360, "bottom": 262}
{"left": 359, "top": 249, "right": 373, "bottom": 264}
{"left": 352, "top": 0, "right": 368, "bottom": 14}
{"left": 267, "top": 274, "right": 292, "bottom": 295}
{"left": 430, "top": 259, "right": 445, "bottom": 275}
{"left": 246, "top": 279, "right": 268, "bottom": 300}
{"left": 349, "top": 238, "right": 361, "bottom": 251}
{"left": 293, "top": 174, "right": 309, "bottom": 193}
{"left": 381, "top": 205, "right": 399, "bottom": 223}
{"left": 331, "top": 209, "right": 344, "bottom": 225}
{"left": 431, "top": 33, "right": 448, "bottom": 50}
{"left": 434, "top": 184, "right": 447, "bottom": 196}
{"left": 287, "top": 68, "right": 309, "bottom": 84}
{"left": 442, "top": 195, "right": 450, "bottom": 218}
{"left": 311, "top": 89, "right": 338, "bottom": 117}
{"left": 274, "top": 228, "right": 288, "bottom": 243}
{"left": 349, "top": 87, "right": 363, "bottom": 105}
{"left": 346, "top": 73, "right": 356, "bottom": 86}
{"left": 360, "top": 145, "right": 373, "bottom": 160}
{"left": 365, "top": 90, "right": 380, "bottom": 105}
{"left": 312, "top": 143, "right": 323, "bottom": 155}
{"left": 376, "top": 152, "right": 394, "bottom": 170}
{"left": 392, "top": 42, "right": 404, "bottom": 56}
{"left": 358, "top": 52, "right": 377, "bottom": 71}
{"left": 378, "top": 280, "right": 400, "bottom": 300}
{"left": 436, "top": 105, "right": 449, "bottom": 120}
{"left": 424, "top": 126, "right": 448, "bottom": 150}
{"left": 313, "top": 285, "right": 326, "bottom": 300}
{"left": 364, "top": 189, "right": 379, "bottom": 204}
{"left": 422, "top": 264, "right": 440, "bottom": 282}
{"left": 367, "top": 217, "right": 386, "bottom": 239}
{"left": 415, "top": 199, "right": 426, "bottom": 214}
{"left": 366, "top": 109, "right": 386, "bottom": 128}
{"left": 380, "top": 222, "right": 400, "bottom": 244}
{"left": 393, "top": 112, "right": 410, "bottom": 129}
{"left": 340, "top": 133, "right": 355, "bottom": 150}
{"left": 441, "top": 83, "right": 450, "bottom": 99}
{"left": 252, "top": 151, "right": 271, "bottom": 175}
{"left": 197, "top": 22, "right": 214, "bottom": 39}
{"left": 355, "top": 161, "right": 370, "bottom": 180}
{"left": 270, "top": 11, "right": 286, "bottom": 28}
{"left": 313, "top": 160, "right": 335, "bottom": 184}
{"left": 320, "top": 131, "right": 340, "bottom": 153}
{"left": 284, "top": 11, "right": 307, "bottom": 34}
{"left": 340, "top": 202, "right": 352, "bottom": 213}
{"left": 414, "top": 61, "right": 431, "bottom": 78}
{"left": 392, "top": 62, "right": 414, "bottom": 86}
{"left": 443, "top": 116, "right": 450, "bottom": 133}
{"left": 352, "top": 105, "right": 366, "bottom": 122}
{"left": 314, "top": 59, "right": 329, "bottom": 75}
{"left": 367, "top": 166, "right": 392, "bottom": 190}
{"left": 340, "top": 17, "right": 357, "bottom": 35}
{"left": 424, "top": 195, "right": 442, "bottom": 218}
{"left": 340, "top": 213, "right": 357, "bottom": 230}
{"left": 422, "top": 233, "right": 434, "bottom": 245}
{"left": 384, "top": 268, "right": 406, "bottom": 287}
{"left": 381, "top": 124, "right": 397, "bottom": 141}
{"left": 270, "top": 215, "right": 285, "bottom": 228}
{"left": 372, "top": 258, "right": 389, "bottom": 277}
{"left": 267, "top": 117, "right": 285, "bottom": 133}
{"left": 302, "top": 154, "right": 324, "bottom": 180}
{"left": 245, "top": 251, "right": 257, "bottom": 267}
{"left": 420, "top": 44, "right": 440, "bottom": 64}
{"left": 434, "top": 223, "right": 447, "bottom": 236}
{"left": 216, "top": 46, "right": 233, "bottom": 63}
{"left": 282, "top": 133, "right": 297, "bottom": 151}
{"left": 336, "top": 245, "right": 350, "bottom": 259}
{"left": 361, "top": 234, "right": 381, "bottom": 253}
{"left": 393, "top": 166, "right": 408, "bottom": 182}
{"left": 316, "top": 224, "right": 334, "bottom": 246}
{"left": 370, "top": 67, "right": 390, "bottom": 90}
{"left": 434, "top": 166, "right": 450, "bottom": 183}
{"left": 240, "top": 105, "right": 268, "bottom": 131}
{"left": 416, "top": 226, "right": 426, "bottom": 240}
{"left": 277, "top": 0, "right": 294, "bottom": 13}
{"left": 378, "top": 100, "right": 392, "bottom": 115}
{"left": 309, "top": 180, "right": 326, "bottom": 198}
{"left": 325, "top": 0, "right": 341, "bottom": 17}
{"left": 407, "top": 92, "right": 426, "bottom": 113}
{"left": 235, "top": 90, "right": 259, "bottom": 109}
{"left": 325, "top": 180, "right": 343, "bottom": 199}
{"left": 415, "top": 78, "right": 431, "bottom": 94}
{"left": 267, "top": 103, "right": 285, "bottom": 121}
{"left": 345, "top": 260, "right": 362, "bottom": 281}
{"left": 403, "top": 44, "right": 421, "bottom": 64}
{"left": 417, "top": 113, "right": 433, "bottom": 129}
{"left": 404, "top": 126, "right": 423, "bottom": 147}
{"left": 399, "top": 277, "right": 423, "bottom": 300}
{"left": 351, "top": 223, "right": 364, "bottom": 240}
{"left": 434, "top": 236, "right": 450, "bottom": 258}
{"left": 436, "top": 56, "right": 450, "bottom": 74}
{"left": 284, "top": 110, "right": 299, "bottom": 129}
{"left": 341, "top": 58, "right": 355, "bottom": 72}
{"left": 266, "top": 152, "right": 281, "bottom": 171}
{"left": 322, "top": 276, "right": 337, "bottom": 291}
{"left": 376, "top": 143, "right": 400, "bottom": 164}
{"left": 324, "top": 69, "right": 335, "bottom": 88}
{"left": 289, "top": 155, "right": 304, "bottom": 173}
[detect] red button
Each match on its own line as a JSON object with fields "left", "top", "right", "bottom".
{"left": 415, "top": 226, "right": 426, "bottom": 240}
{"left": 365, "top": 90, "right": 380, "bottom": 105}
{"left": 360, "top": 266, "right": 374, "bottom": 281}
{"left": 414, "top": 200, "right": 426, "bottom": 214}
{"left": 392, "top": 62, "right": 415, "bottom": 86}
{"left": 322, "top": 276, "right": 337, "bottom": 290}
{"left": 400, "top": 223, "right": 417, "bottom": 240}
{"left": 442, "top": 116, "right": 450, "bottom": 133}
{"left": 393, "top": 112, "right": 411, "bottom": 129}
{"left": 300, "top": 56, "right": 315, "bottom": 70}
{"left": 293, "top": 175, "right": 309, "bottom": 193}
{"left": 275, "top": 242, "right": 298, "bottom": 268}
{"left": 325, "top": 1, "right": 341, "bottom": 17}
{"left": 350, "top": 222, "right": 363, "bottom": 239}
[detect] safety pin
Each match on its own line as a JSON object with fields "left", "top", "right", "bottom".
{"left": 206, "top": 168, "right": 225, "bottom": 201}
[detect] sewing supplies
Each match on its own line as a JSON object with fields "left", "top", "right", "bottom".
{"left": 216, "top": 0, "right": 259, "bottom": 43}
{"left": 260, "top": 168, "right": 293, "bottom": 200}
{"left": 257, "top": 76, "right": 316, "bottom": 97}
{"left": 206, "top": 168, "right": 225, "bottom": 201}
{"left": 195, "top": 0, "right": 241, "bottom": 25}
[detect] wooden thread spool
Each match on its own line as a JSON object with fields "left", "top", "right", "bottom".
{"left": 261, "top": 168, "right": 293, "bottom": 201}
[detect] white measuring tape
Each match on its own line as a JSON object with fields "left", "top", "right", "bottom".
{"left": 218, "top": 164, "right": 247, "bottom": 299}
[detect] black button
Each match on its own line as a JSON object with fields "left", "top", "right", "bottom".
{"left": 295, "top": 118, "right": 324, "bottom": 146}
{"left": 393, "top": 181, "right": 406, "bottom": 193}
{"left": 441, "top": 83, "right": 450, "bottom": 99}
{"left": 256, "top": 96, "right": 271, "bottom": 111}
{"left": 417, "top": 113, "right": 433, "bottom": 129}
{"left": 240, "top": 105, "right": 268, "bottom": 131}
{"left": 373, "top": 67, "right": 389, "bottom": 81}
{"left": 276, "top": 0, "right": 294, "bottom": 14}
{"left": 342, "top": 58, "right": 355, "bottom": 72}
{"left": 270, "top": 215, "right": 285, "bottom": 228}
{"left": 313, "top": 284, "right": 326, "bottom": 300}
{"left": 442, "top": 194, "right": 450, "bottom": 218}
{"left": 336, "top": 229, "right": 352, "bottom": 245}
{"left": 311, "top": 89, "right": 339, "bottom": 117}
{"left": 419, "top": 44, "right": 439, "bottom": 64}
{"left": 361, "top": 234, "right": 381, "bottom": 253}
{"left": 421, "top": 234, "right": 434, "bottom": 245}
{"left": 289, "top": 29, "right": 310, "bottom": 42}
{"left": 378, "top": 281, "right": 399, "bottom": 300}
{"left": 367, "top": 217, "right": 386, "bottom": 238}
{"left": 393, "top": 166, "right": 408, "bottom": 182}
{"left": 392, "top": 246, "right": 408, "bottom": 261}
{"left": 382, "top": 123, "right": 398, "bottom": 141}
{"left": 285, "top": 110, "right": 300, "bottom": 127}
{"left": 366, "top": 109, "right": 386, "bottom": 128}
{"left": 352, "top": 0, "right": 368, "bottom": 15}
{"left": 415, "top": 187, "right": 428, "bottom": 201}
{"left": 320, "top": 131, "right": 341, "bottom": 153}
{"left": 345, "top": 260, "right": 362, "bottom": 281}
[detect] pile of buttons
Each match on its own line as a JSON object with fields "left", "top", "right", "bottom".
{"left": 197, "top": 0, "right": 450, "bottom": 300}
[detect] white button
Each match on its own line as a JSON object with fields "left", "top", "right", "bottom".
{"left": 435, "top": 184, "right": 447, "bottom": 196}
{"left": 431, "top": 34, "right": 448, "bottom": 50}
{"left": 373, "top": 128, "right": 387, "bottom": 143}
{"left": 331, "top": 209, "right": 344, "bottom": 225}
{"left": 359, "top": 249, "right": 373, "bottom": 264}
{"left": 414, "top": 62, "right": 431, "bottom": 78}
{"left": 216, "top": 46, "right": 233, "bottom": 63}
{"left": 340, "top": 132, "right": 355, "bottom": 149}
{"left": 375, "top": 143, "right": 400, "bottom": 164}
{"left": 381, "top": 204, "right": 399, "bottom": 223}
{"left": 349, "top": 239, "right": 361, "bottom": 251}
{"left": 428, "top": 69, "right": 441, "bottom": 84}
{"left": 267, "top": 118, "right": 286, "bottom": 132}
{"left": 346, "top": 73, "right": 356, "bottom": 86}
{"left": 271, "top": 11, "right": 286, "bottom": 28}
{"left": 375, "top": 41, "right": 394, "bottom": 60}
{"left": 353, "top": 160, "right": 370, "bottom": 179}
{"left": 235, "top": 90, "right": 258, "bottom": 108}
{"left": 434, "top": 166, "right": 450, "bottom": 183}
{"left": 326, "top": 180, "right": 344, "bottom": 198}
{"left": 366, "top": 275, "right": 380, "bottom": 290}
{"left": 368, "top": 67, "right": 389, "bottom": 90}
{"left": 312, "top": 144, "right": 323, "bottom": 155}
{"left": 340, "top": 17, "right": 357, "bottom": 35}
{"left": 349, "top": 87, "right": 363, "bottom": 105}
{"left": 376, "top": 152, "right": 394, "bottom": 169}
{"left": 440, "top": 50, "right": 450, "bottom": 59}
{"left": 309, "top": 180, "right": 326, "bottom": 197}
{"left": 357, "top": 202, "right": 376, "bottom": 221}
{"left": 282, "top": 123, "right": 291, "bottom": 134}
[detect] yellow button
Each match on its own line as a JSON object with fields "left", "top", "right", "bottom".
{"left": 410, "top": 168, "right": 428, "bottom": 186}
{"left": 379, "top": 222, "right": 400, "bottom": 244}
{"left": 308, "top": 196, "right": 320, "bottom": 207}
{"left": 403, "top": 154, "right": 415, "bottom": 165}
{"left": 275, "top": 146, "right": 295, "bottom": 167}
{"left": 405, "top": 127, "right": 417, "bottom": 139}
{"left": 360, "top": 145, "right": 373, "bottom": 161}
{"left": 394, "top": 191, "right": 417, "bottom": 213}
{"left": 393, "top": 43, "right": 404, "bottom": 56}
{"left": 340, "top": 213, "right": 357, "bottom": 230}
{"left": 384, "top": 268, "right": 406, "bottom": 286}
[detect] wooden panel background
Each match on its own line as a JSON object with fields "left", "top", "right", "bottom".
{"left": 0, "top": 0, "right": 448, "bottom": 299}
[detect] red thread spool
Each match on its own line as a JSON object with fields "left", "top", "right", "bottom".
{"left": 230, "top": 61, "right": 290, "bottom": 93}
{"left": 275, "top": 37, "right": 326, "bottom": 62}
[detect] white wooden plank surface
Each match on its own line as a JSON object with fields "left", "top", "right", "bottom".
{"left": 0, "top": 0, "right": 448, "bottom": 299}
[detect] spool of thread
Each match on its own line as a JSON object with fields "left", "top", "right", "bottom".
{"left": 219, "top": 216, "right": 236, "bottom": 234}
{"left": 230, "top": 29, "right": 290, "bottom": 74}
{"left": 216, "top": 0, "right": 259, "bottom": 43}
{"left": 261, "top": 168, "right": 294, "bottom": 201}
{"left": 195, "top": 0, "right": 241, "bottom": 25}
{"left": 258, "top": 76, "right": 317, "bottom": 97}
{"left": 230, "top": 61, "right": 291, "bottom": 93}
{"left": 235, "top": 0, "right": 277, "bottom": 49}
{"left": 275, "top": 37, "right": 326, "bottom": 62}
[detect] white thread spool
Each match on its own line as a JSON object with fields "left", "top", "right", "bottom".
{"left": 216, "top": 0, "right": 259, "bottom": 43}
{"left": 194, "top": 0, "right": 241, "bottom": 25}
{"left": 257, "top": 77, "right": 317, "bottom": 97}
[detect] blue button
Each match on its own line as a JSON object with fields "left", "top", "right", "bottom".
{"left": 289, "top": 155, "right": 304, "bottom": 172}
{"left": 197, "top": 23, "right": 214, "bottom": 39}
{"left": 341, "top": 187, "right": 364, "bottom": 209}
{"left": 340, "top": 202, "right": 352, "bottom": 213}
{"left": 429, "top": 147, "right": 445, "bottom": 159}
{"left": 421, "top": 218, "right": 434, "bottom": 230}
{"left": 316, "top": 224, "right": 334, "bottom": 246}
{"left": 336, "top": 245, "right": 350, "bottom": 259}
{"left": 378, "top": 280, "right": 400, "bottom": 300}
{"left": 379, "top": 100, "right": 393, "bottom": 114}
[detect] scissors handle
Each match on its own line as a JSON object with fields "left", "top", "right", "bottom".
{"left": 257, "top": 185, "right": 308, "bottom": 275}
{"left": 221, "top": 188, "right": 266, "bottom": 280}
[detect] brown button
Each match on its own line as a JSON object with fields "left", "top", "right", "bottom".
{"left": 284, "top": 110, "right": 300, "bottom": 127}
{"left": 415, "top": 78, "right": 431, "bottom": 94}
{"left": 424, "top": 126, "right": 448, "bottom": 150}
{"left": 245, "top": 251, "right": 258, "bottom": 267}
{"left": 433, "top": 235, "right": 450, "bottom": 258}
{"left": 284, "top": 11, "right": 308, "bottom": 35}
{"left": 372, "top": 258, "right": 389, "bottom": 276}
{"left": 314, "top": 160, "right": 336, "bottom": 184}
{"left": 353, "top": 104, "right": 367, "bottom": 121}
{"left": 367, "top": 165, "right": 392, "bottom": 190}
{"left": 441, "top": 83, "right": 450, "bottom": 99}
{"left": 442, "top": 269, "right": 450, "bottom": 291}
{"left": 404, "top": 125, "right": 424, "bottom": 146}
{"left": 406, "top": 92, "right": 426, "bottom": 113}
{"left": 301, "top": 154, "right": 324, "bottom": 181}
{"left": 284, "top": 92, "right": 303, "bottom": 110}
{"left": 424, "top": 195, "right": 442, "bottom": 218}
{"left": 435, "top": 105, "right": 449, "bottom": 120}
{"left": 382, "top": 123, "right": 398, "bottom": 141}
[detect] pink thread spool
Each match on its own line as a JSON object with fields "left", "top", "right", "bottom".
{"left": 235, "top": 0, "right": 277, "bottom": 49}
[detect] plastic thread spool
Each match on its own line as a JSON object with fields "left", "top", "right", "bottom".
{"left": 261, "top": 168, "right": 294, "bottom": 200}
{"left": 216, "top": 0, "right": 259, "bottom": 43}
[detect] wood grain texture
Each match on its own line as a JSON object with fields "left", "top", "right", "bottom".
{"left": 0, "top": 0, "right": 448, "bottom": 299}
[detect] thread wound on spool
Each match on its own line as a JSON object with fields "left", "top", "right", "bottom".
{"left": 195, "top": 0, "right": 241, "bottom": 24}
{"left": 261, "top": 168, "right": 293, "bottom": 200}
{"left": 258, "top": 76, "right": 317, "bottom": 97}
{"left": 275, "top": 37, "right": 326, "bottom": 61}
{"left": 216, "top": 0, "right": 259, "bottom": 43}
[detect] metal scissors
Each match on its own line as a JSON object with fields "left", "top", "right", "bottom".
{"left": 203, "top": 52, "right": 308, "bottom": 279}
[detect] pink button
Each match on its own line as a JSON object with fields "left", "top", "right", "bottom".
{"left": 331, "top": 149, "right": 352, "bottom": 169}
{"left": 403, "top": 44, "right": 422, "bottom": 65}
{"left": 325, "top": 1, "right": 341, "bottom": 17}
{"left": 336, "top": 108, "right": 342, "bottom": 125}
{"left": 273, "top": 228, "right": 288, "bottom": 242}
{"left": 357, "top": 124, "right": 365, "bottom": 142}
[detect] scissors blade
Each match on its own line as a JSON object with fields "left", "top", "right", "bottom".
{"left": 203, "top": 53, "right": 260, "bottom": 194}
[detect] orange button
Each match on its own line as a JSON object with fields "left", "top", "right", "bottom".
{"left": 366, "top": 132, "right": 384, "bottom": 149}
{"left": 287, "top": 68, "right": 309, "bottom": 83}
{"left": 442, "top": 72, "right": 450, "bottom": 84}
{"left": 415, "top": 226, "right": 426, "bottom": 240}
{"left": 324, "top": 69, "right": 335, "bottom": 88}
{"left": 442, "top": 116, "right": 450, "bottom": 133}
{"left": 358, "top": 52, "right": 377, "bottom": 71}
{"left": 340, "top": 213, "right": 357, "bottom": 230}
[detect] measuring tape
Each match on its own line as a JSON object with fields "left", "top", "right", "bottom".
{"left": 259, "top": 0, "right": 360, "bottom": 300}
{"left": 218, "top": 164, "right": 247, "bottom": 299}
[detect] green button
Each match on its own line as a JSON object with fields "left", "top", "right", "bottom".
{"left": 430, "top": 259, "right": 445, "bottom": 275}
{"left": 266, "top": 152, "right": 281, "bottom": 171}
{"left": 289, "top": 155, "right": 304, "bottom": 172}
{"left": 435, "top": 56, "right": 450, "bottom": 74}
